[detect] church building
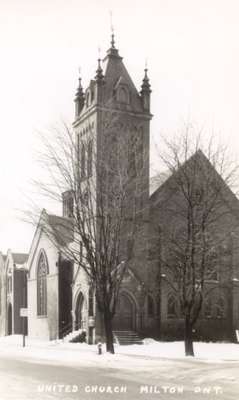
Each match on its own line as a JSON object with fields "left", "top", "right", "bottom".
{"left": 2, "top": 34, "right": 239, "bottom": 344}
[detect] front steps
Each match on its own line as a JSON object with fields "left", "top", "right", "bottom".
{"left": 63, "top": 329, "right": 144, "bottom": 345}
{"left": 62, "top": 329, "right": 84, "bottom": 342}
{"left": 113, "top": 330, "right": 144, "bottom": 345}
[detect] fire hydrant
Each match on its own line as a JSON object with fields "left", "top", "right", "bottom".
{"left": 98, "top": 342, "right": 102, "bottom": 355}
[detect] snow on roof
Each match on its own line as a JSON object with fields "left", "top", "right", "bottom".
{"left": 12, "top": 253, "right": 28, "bottom": 265}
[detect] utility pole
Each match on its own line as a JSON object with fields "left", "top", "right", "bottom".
{"left": 22, "top": 269, "right": 27, "bottom": 347}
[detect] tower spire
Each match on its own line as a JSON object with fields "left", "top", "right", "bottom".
{"left": 140, "top": 64, "right": 151, "bottom": 112}
{"left": 95, "top": 57, "right": 104, "bottom": 82}
{"left": 141, "top": 66, "right": 151, "bottom": 93}
{"left": 75, "top": 68, "right": 84, "bottom": 98}
{"left": 74, "top": 68, "right": 85, "bottom": 117}
{"left": 111, "top": 32, "right": 115, "bottom": 49}
{"left": 106, "top": 11, "right": 120, "bottom": 57}
{"left": 110, "top": 10, "right": 115, "bottom": 49}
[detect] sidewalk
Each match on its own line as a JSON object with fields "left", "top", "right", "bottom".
{"left": 0, "top": 335, "right": 239, "bottom": 368}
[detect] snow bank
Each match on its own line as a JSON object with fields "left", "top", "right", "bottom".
{"left": 0, "top": 335, "right": 238, "bottom": 368}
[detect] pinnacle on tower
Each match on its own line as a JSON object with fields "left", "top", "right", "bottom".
{"left": 140, "top": 67, "right": 151, "bottom": 112}
{"left": 109, "top": 10, "right": 116, "bottom": 51}
{"left": 107, "top": 31, "right": 120, "bottom": 58}
{"left": 75, "top": 75, "right": 84, "bottom": 99}
{"left": 141, "top": 68, "right": 151, "bottom": 94}
{"left": 95, "top": 58, "right": 104, "bottom": 82}
{"left": 74, "top": 70, "right": 85, "bottom": 116}
{"left": 111, "top": 32, "right": 115, "bottom": 49}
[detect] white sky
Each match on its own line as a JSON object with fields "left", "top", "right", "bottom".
{"left": 0, "top": 0, "right": 239, "bottom": 254}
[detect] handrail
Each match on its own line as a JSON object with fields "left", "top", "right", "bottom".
{"left": 59, "top": 321, "right": 73, "bottom": 339}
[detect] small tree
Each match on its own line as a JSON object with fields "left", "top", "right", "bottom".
{"left": 30, "top": 116, "right": 144, "bottom": 353}
{"left": 153, "top": 130, "right": 238, "bottom": 356}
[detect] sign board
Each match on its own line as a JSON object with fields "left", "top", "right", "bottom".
{"left": 20, "top": 308, "right": 28, "bottom": 317}
{"left": 88, "top": 317, "right": 95, "bottom": 327}
{"left": 236, "top": 330, "right": 239, "bottom": 342}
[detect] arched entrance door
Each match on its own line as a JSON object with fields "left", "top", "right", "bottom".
{"left": 7, "top": 303, "right": 12, "bottom": 335}
{"left": 113, "top": 292, "right": 135, "bottom": 330}
{"left": 75, "top": 292, "right": 84, "bottom": 330}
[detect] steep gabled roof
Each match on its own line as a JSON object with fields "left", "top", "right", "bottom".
{"left": 150, "top": 149, "right": 239, "bottom": 219}
{"left": 102, "top": 45, "right": 144, "bottom": 113}
{"left": 47, "top": 214, "right": 74, "bottom": 247}
{"left": 150, "top": 170, "right": 171, "bottom": 195}
{"left": 27, "top": 209, "right": 74, "bottom": 274}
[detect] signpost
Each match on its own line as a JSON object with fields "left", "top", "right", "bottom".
{"left": 20, "top": 308, "right": 28, "bottom": 347}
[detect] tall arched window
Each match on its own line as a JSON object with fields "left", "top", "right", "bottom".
{"left": 147, "top": 295, "right": 154, "bottom": 317}
{"left": 128, "top": 135, "right": 136, "bottom": 178}
{"left": 81, "top": 144, "right": 86, "bottom": 179}
{"left": 87, "top": 140, "right": 93, "bottom": 177}
{"left": 204, "top": 298, "right": 212, "bottom": 319}
{"left": 117, "top": 86, "right": 129, "bottom": 104}
{"left": 214, "top": 297, "right": 226, "bottom": 319}
{"left": 167, "top": 295, "right": 178, "bottom": 319}
{"left": 37, "top": 251, "right": 48, "bottom": 316}
{"left": 88, "top": 287, "right": 94, "bottom": 317}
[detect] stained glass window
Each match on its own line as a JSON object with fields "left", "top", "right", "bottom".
{"left": 37, "top": 252, "right": 48, "bottom": 316}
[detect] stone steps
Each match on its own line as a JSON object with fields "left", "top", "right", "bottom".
{"left": 62, "top": 329, "right": 83, "bottom": 342}
{"left": 113, "top": 330, "right": 144, "bottom": 345}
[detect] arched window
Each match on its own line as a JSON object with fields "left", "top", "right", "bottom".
{"left": 156, "top": 296, "right": 161, "bottom": 316}
{"left": 204, "top": 298, "right": 212, "bottom": 319}
{"left": 88, "top": 287, "right": 94, "bottom": 317}
{"left": 214, "top": 297, "right": 226, "bottom": 319}
{"left": 86, "top": 91, "right": 90, "bottom": 107}
{"left": 87, "top": 140, "right": 93, "bottom": 177}
{"left": 137, "top": 130, "right": 143, "bottom": 171}
{"left": 167, "top": 295, "right": 178, "bottom": 319}
{"left": 7, "top": 276, "right": 12, "bottom": 293}
{"left": 147, "top": 295, "right": 154, "bottom": 317}
{"left": 91, "top": 89, "right": 95, "bottom": 103}
{"left": 128, "top": 135, "right": 136, "bottom": 178}
{"left": 81, "top": 144, "right": 86, "bottom": 179}
{"left": 37, "top": 251, "right": 48, "bottom": 316}
{"left": 118, "top": 86, "right": 129, "bottom": 104}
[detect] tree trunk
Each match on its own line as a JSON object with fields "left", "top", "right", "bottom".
{"left": 103, "top": 310, "right": 115, "bottom": 354}
{"left": 184, "top": 314, "right": 194, "bottom": 356}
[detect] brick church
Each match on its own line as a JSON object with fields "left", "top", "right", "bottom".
{"left": 1, "top": 35, "right": 239, "bottom": 343}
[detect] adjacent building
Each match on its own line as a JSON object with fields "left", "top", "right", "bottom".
{"left": 0, "top": 251, "right": 28, "bottom": 336}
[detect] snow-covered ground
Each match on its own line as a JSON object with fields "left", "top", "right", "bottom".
{"left": 0, "top": 336, "right": 239, "bottom": 400}
{"left": 0, "top": 335, "right": 238, "bottom": 368}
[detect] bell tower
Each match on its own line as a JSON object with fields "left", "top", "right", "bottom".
{"left": 73, "top": 34, "right": 152, "bottom": 280}
{"left": 73, "top": 34, "right": 152, "bottom": 191}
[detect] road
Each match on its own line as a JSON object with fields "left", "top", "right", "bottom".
{"left": 0, "top": 351, "right": 238, "bottom": 400}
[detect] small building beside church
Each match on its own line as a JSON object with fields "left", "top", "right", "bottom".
{"left": 0, "top": 250, "right": 28, "bottom": 336}
{"left": 0, "top": 252, "right": 6, "bottom": 336}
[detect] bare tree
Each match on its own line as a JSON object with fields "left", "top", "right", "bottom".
{"left": 28, "top": 115, "right": 145, "bottom": 353}
{"left": 151, "top": 129, "right": 239, "bottom": 356}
